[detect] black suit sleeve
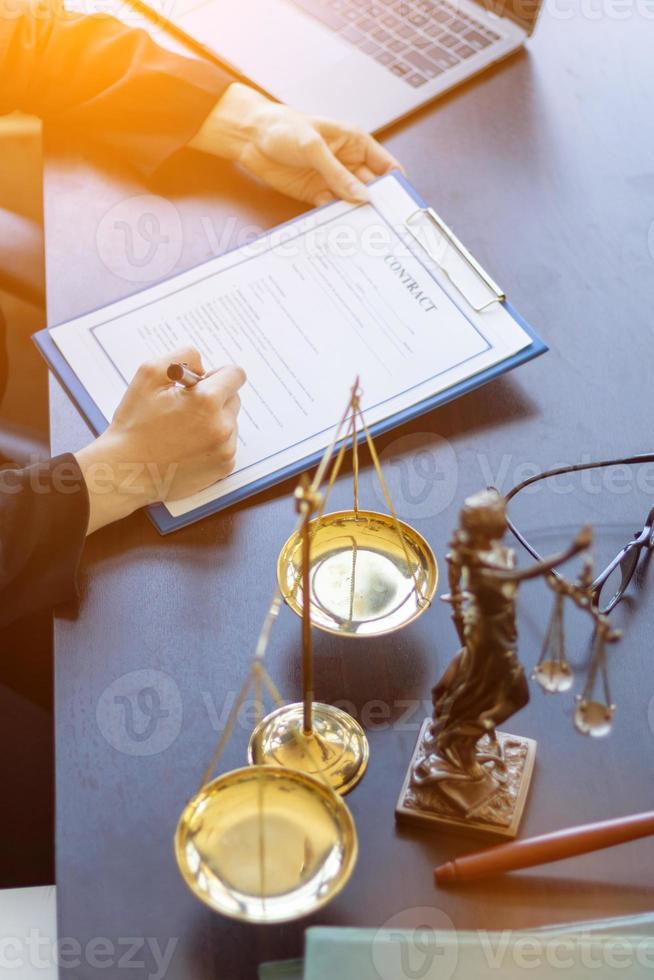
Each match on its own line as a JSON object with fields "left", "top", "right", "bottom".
{"left": 0, "top": 454, "right": 89, "bottom": 628}
{"left": 0, "top": 1, "right": 234, "bottom": 174}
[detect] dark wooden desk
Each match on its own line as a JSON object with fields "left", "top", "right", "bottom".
{"left": 46, "top": 9, "right": 654, "bottom": 978}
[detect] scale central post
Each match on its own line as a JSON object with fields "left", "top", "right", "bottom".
{"left": 297, "top": 475, "right": 318, "bottom": 736}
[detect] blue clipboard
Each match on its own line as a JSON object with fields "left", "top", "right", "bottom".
{"left": 34, "top": 173, "right": 547, "bottom": 535}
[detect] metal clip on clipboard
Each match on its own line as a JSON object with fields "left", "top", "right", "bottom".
{"left": 405, "top": 208, "right": 505, "bottom": 313}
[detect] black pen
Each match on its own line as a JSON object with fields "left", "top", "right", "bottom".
{"left": 167, "top": 362, "right": 203, "bottom": 388}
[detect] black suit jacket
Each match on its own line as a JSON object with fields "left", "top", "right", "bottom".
{"left": 0, "top": 1, "right": 233, "bottom": 174}
{"left": 0, "top": 2, "right": 234, "bottom": 625}
{"left": 0, "top": 453, "right": 88, "bottom": 628}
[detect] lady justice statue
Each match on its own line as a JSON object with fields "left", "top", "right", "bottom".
{"left": 396, "top": 488, "right": 592, "bottom": 839}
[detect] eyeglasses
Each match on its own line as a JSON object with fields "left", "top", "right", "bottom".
{"left": 503, "top": 454, "right": 654, "bottom": 615}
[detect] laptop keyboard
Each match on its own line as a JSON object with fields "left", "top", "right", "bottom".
{"left": 288, "top": 0, "right": 502, "bottom": 88}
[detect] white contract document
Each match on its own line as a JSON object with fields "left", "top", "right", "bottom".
{"left": 44, "top": 174, "right": 542, "bottom": 530}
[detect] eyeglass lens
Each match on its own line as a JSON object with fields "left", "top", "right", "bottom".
{"left": 596, "top": 546, "right": 640, "bottom": 613}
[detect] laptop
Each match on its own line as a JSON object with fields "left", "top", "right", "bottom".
{"left": 151, "top": 0, "right": 543, "bottom": 132}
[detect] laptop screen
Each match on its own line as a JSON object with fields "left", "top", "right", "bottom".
{"left": 479, "top": 0, "right": 543, "bottom": 34}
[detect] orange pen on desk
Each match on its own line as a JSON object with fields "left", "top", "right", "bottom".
{"left": 435, "top": 810, "right": 654, "bottom": 885}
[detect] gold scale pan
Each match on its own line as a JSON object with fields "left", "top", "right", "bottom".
{"left": 175, "top": 382, "right": 438, "bottom": 924}
{"left": 174, "top": 586, "right": 359, "bottom": 925}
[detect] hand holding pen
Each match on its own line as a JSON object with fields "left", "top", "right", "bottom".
{"left": 167, "top": 361, "right": 205, "bottom": 388}
{"left": 75, "top": 347, "right": 246, "bottom": 534}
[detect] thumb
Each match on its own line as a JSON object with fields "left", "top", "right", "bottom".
{"left": 304, "top": 134, "right": 369, "bottom": 204}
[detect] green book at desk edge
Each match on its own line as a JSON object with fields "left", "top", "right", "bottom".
{"left": 258, "top": 915, "right": 654, "bottom": 980}
{"left": 302, "top": 924, "right": 654, "bottom": 980}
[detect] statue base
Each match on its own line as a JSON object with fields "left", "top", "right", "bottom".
{"left": 395, "top": 719, "right": 536, "bottom": 840}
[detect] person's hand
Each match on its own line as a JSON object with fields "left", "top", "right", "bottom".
{"left": 74, "top": 348, "right": 246, "bottom": 534}
{"left": 188, "top": 82, "right": 404, "bottom": 206}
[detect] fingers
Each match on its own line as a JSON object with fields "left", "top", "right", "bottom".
{"left": 314, "top": 162, "right": 374, "bottom": 205}
{"left": 314, "top": 189, "right": 337, "bottom": 207}
{"left": 223, "top": 393, "right": 241, "bottom": 420}
{"left": 316, "top": 119, "right": 405, "bottom": 176}
{"left": 196, "top": 364, "right": 247, "bottom": 406}
{"left": 211, "top": 398, "right": 240, "bottom": 475}
{"left": 217, "top": 426, "right": 238, "bottom": 464}
{"left": 303, "top": 133, "right": 370, "bottom": 204}
{"left": 354, "top": 164, "right": 377, "bottom": 184}
{"left": 364, "top": 134, "right": 405, "bottom": 175}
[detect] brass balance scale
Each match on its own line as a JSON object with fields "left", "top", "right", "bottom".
{"left": 175, "top": 382, "right": 438, "bottom": 923}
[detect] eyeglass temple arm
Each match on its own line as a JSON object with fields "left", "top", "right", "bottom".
{"left": 503, "top": 453, "right": 654, "bottom": 504}
{"left": 487, "top": 484, "right": 561, "bottom": 578}
{"left": 501, "top": 466, "right": 654, "bottom": 595}
{"left": 504, "top": 511, "right": 547, "bottom": 562}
